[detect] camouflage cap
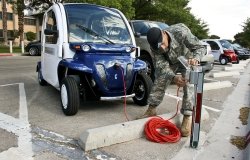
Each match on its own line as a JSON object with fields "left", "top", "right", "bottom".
{"left": 147, "top": 27, "right": 162, "bottom": 50}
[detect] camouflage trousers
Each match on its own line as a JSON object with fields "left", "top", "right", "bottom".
{"left": 148, "top": 62, "right": 194, "bottom": 116}
{"left": 172, "top": 63, "right": 194, "bottom": 116}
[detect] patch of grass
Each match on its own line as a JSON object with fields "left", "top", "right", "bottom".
{"left": 0, "top": 46, "right": 22, "bottom": 53}
{"left": 230, "top": 135, "right": 247, "bottom": 150}
{"left": 239, "top": 107, "right": 250, "bottom": 125}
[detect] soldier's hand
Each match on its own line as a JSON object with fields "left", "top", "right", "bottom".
{"left": 188, "top": 58, "right": 199, "bottom": 66}
{"left": 173, "top": 75, "right": 187, "bottom": 87}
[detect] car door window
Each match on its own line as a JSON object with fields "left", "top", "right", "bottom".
{"left": 132, "top": 21, "right": 149, "bottom": 36}
{"left": 207, "top": 41, "right": 219, "bottom": 50}
{"left": 45, "top": 10, "right": 58, "bottom": 44}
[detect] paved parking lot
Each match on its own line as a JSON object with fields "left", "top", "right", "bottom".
{"left": 0, "top": 55, "right": 249, "bottom": 160}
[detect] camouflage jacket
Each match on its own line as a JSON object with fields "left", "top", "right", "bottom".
{"left": 148, "top": 23, "right": 206, "bottom": 107}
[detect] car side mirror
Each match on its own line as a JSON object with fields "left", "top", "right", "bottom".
{"left": 44, "top": 29, "right": 58, "bottom": 36}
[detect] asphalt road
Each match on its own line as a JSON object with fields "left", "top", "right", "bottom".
{"left": 0, "top": 55, "right": 249, "bottom": 160}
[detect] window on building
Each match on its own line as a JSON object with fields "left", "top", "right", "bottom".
{"left": 24, "top": 18, "right": 36, "bottom": 25}
{"left": 0, "top": 12, "right": 2, "bottom": 20}
{"left": 7, "top": 13, "right": 13, "bottom": 21}
{"left": 7, "top": 30, "right": 14, "bottom": 39}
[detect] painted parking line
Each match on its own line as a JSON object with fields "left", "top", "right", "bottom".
{"left": 0, "top": 83, "right": 33, "bottom": 160}
{"left": 165, "top": 93, "right": 221, "bottom": 113}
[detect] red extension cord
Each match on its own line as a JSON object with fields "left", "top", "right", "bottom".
{"left": 120, "top": 67, "right": 181, "bottom": 143}
{"left": 144, "top": 87, "right": 181, "bottom": 143}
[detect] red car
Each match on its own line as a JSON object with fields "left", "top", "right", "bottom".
{"left": 202, "top": 39, "right": 239, "bottom": 65}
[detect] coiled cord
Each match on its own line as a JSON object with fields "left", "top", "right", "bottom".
{"left": 144, "top": 87, "right": 181, "bottom": 143}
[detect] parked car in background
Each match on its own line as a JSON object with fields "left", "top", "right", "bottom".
{"left": 231, "top": 43, "right": 250, "bottom": 60}
{"left": 130, "top": 20, "right": 215, "bottom": 80}
{"left": 129, "top": 20, "right": 169, "bottom": 81}
{"left": 202, "top": 39, "right": 239, "bottom": 65}
{"left": 200, "top": 41, "right": 214, "bottom": 72}
{"left": 25, "top": 40, "right": 41, "bottom": 56}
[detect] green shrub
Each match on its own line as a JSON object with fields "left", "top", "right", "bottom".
{"left": 26, "top": 31, "right": 36, "bottom": 41}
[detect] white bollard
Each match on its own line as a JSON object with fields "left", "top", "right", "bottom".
{"left": 9, "top": 41, "right": 13, "bottom": 53}
{"left": 21, "top": 41, "right": 24, "bottom": 54}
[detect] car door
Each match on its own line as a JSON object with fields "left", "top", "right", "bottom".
{"left": 41, "top": 5, "right": 64, "bottom": 88}
{"left": 206, "top": 41, "right": 221, "bottom": 61}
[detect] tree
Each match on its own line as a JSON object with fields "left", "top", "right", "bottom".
{"left": 64, "top": 0, "right": 135, "bottom": 19}
{"left": 26, "top": 0, "right": 209, "bottom": 39}
{"left": 2, "top": 0, "right": 8, "bottom": 45}
{"left": 12, "top": 0, "right": 26, "bottom": 45}
{"left": 26, "top": 31, "right": 36, "bottom": 41}
{"left": 27, "top": 0, "right": 135, "bottom": 19}
{"left": 132, "top": 0, "right": 209, "bottom": 39}
{"left": 234, "top": 18, "right": 250, "bottom": 48}
{"left": 209, "top": 35, "right": 220, "bottom": 39}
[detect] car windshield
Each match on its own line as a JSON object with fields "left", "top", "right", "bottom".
{"left": 232, "top": 43, "right": 242, "bottom": 49}
{"left": 219, "top": 40, "right": 233, "bottom": 50}
{"left": 132, "top": 21, "right": 168, "bottom": 36}
{"left": 64, "top": 4, "right": 132, "bottom": 44}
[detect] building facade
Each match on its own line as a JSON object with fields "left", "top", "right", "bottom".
{"left": 0, "top": 0, "right": 39, "bottom": 45}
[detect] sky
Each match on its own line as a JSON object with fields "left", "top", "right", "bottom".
{"left": 188, "top": 0, "right": 250, "bottom": 40}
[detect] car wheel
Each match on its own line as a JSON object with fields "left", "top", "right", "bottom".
{"left": 139, "top": 54, "right": 155, "bottom": 82}
{"left": 29, "top": 47, "right": 39, "bottom": 56}
{"left": 60, "top": 77, "right": 80, "bottom": 116}
{"left": 219, "top": 57, "right": 228, "bottom": 65}
{"left": 236, "top": 57, "right": 240, "bottom": 64}
{"left": 132, "top": 73, "right": 153, "bottom": 106}
{"left": 37, "top": 66, "right": 47, "bottom": 86}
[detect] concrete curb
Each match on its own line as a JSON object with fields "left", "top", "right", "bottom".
{"left": 203, "top": 80, "right": 232, "bottom": 90}
{"left": 244, "top": 112, "right": 250, "bottom": 160}
{"left": 79, "top": 113, "right": 183, "bottom": 151}
{"left": 79, "top": 106, "right": 210, "bottom": 151}
{"left": 0, "top": 54, "right": 13, "bottom": 57}
{"left": 209, "top": 71, "right": 240, "bottom": 78}
{"left": 171, "top": 58, "right": 250, "bottom": 160}
{"left": 78, "top": 80, "right": 231, "bottom": 151}
{"left": 223, "top": 66, "right": 245, "bottom": 71}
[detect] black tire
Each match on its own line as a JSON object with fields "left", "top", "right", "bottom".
{"left": 219, "top": 56, "right": 228, "bottom": 65}
{"left": 60, "top": 77, "right": 80, "bottom": 116}
{"left": 29, "top": 47, "right": 39, "bottom": 56}
{"left": 236, "top": 57, "right": 240, "bottom": 64}
{"left": 139, "top": 54, "right": 155, "bottom": 82}
{"left": 132, "top": 73, "right": 153, "bottom": 106}
{"left": 38, "top": 67, "right": 47, "bottom": 86}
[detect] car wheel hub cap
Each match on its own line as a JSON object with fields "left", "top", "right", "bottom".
{"left": 61, "top": 84, "right": 68, "bottom": 109}
{"left": 135, "top": 80, "right": 145, "bottom": 100}
{"left": 30, "top": 48, "right": 36, "bottom": 55}
{"left": 221, "top": 59, "right": 226, "bottom": 64}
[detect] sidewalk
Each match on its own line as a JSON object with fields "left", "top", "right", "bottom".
{"left": 172, "top": 61, "right": 250, "bottom": 160}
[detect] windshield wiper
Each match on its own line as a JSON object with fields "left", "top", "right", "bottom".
{"left": 76, "top": 24, "right": 115, "bottom": 45}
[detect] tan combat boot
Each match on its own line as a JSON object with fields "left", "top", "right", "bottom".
{"left": 136, "top": 106, "right": 157, "bottom": 119}
{"left": 180, "top": 115, "right": 192, "bottom": 137}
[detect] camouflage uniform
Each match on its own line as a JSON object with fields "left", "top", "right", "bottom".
{"left": 148, "top": 23, "right": 206, "bottom": 116}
